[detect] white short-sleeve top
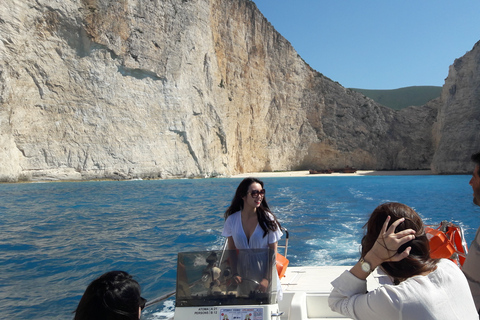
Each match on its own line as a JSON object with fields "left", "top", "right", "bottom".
{"left": 222, "top": 211, "right": 282, "bottom": 249}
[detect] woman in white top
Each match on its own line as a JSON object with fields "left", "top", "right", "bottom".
{"left": 222, "top": 177, "right": 282, "bottom": 296}
{"left": 329, "top": 202, "right": 478, "bottom": 320}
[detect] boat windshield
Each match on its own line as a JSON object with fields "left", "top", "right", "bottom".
{"left": 175, "top": 248, "right": 277, "bottom": 307}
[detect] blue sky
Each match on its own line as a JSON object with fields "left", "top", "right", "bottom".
{"left": 253, "top": 0, "right": 480, "bottom": 89}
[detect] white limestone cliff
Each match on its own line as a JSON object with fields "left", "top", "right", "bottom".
{"left": 431, "top": 41, "right": 480, "bottom": 174}
{"left": 0, "top": 0, "right": 475, "bottom": 181}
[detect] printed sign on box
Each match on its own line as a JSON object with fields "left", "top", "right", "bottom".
{"left": 219, "top": 307, "right": 263, "bottom": 320}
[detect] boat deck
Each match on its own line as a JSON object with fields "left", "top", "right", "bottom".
{"left": 279, "top": 266, "right": 385, "bottom": 320}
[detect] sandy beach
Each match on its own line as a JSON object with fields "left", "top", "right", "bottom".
{"left": 232, "top": 170, "right": 433, "bottom": 178}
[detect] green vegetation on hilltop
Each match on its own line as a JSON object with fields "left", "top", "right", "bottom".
{"left": 350, "top": 86, "right": 442, "bottom": 110}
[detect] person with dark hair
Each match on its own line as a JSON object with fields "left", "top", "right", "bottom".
{"left": 74, "top": 271, "right": 146, "bottom": 320}
{"left": 464, "top": 151, "right": 480, "bottom": 313}
{"left": 222, "top": 177, "right": 282, "bottom": 295}
{"left": 329, "top": 202, "right": 478, "bottom": 319}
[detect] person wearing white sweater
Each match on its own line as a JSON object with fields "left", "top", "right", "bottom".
{"left": 464, "top": 151, "right": 480, "bottom": 313}
{"left": 329, "top": 202, "right": 478, "bottom": 320}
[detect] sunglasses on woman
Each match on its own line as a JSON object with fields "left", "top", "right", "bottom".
{"left": 249, "top": 189, "right": 266, "bottom": 197}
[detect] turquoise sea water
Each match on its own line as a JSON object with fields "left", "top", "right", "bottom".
{"left": 0, "top": 175, "right": 479, "bottom": 319}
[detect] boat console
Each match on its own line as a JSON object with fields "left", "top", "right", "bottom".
{"left": 174, "top": 248, "right": 283, "bottom": 320}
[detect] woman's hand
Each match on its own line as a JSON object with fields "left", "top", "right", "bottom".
{"left": 232, "top": 273, "right": 242, "bottom": 285}
{"left": 367, "top": 216, "right": 416, "bottom": 265}
{"left": 258, "top": 278, "right": 269, "bottom": 292}
{"left": 351, "top": 216, "right": 416, "bottom": 280}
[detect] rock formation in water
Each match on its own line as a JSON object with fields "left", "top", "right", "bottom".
{"left": 0, "top": 0, "right": 477, "bottom": 181}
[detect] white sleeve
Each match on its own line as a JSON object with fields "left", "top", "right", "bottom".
{"left": 221, "top": 215, "right": 233, "bottom": 238}
{"left": 328, "top": 270, "right": 401, "bottom": 320}
{"left": 266, "top": 213, "right": 283, "bottom": 244}
{"left": 268, "top": 225, "right": 283, "bottom": 244}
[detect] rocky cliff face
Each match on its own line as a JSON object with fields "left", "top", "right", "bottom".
{"left": 431, "top": 41, "right": 480, "bottom": 174}
{"left": 0, "top": 0, "right": 474, "bottom": 182}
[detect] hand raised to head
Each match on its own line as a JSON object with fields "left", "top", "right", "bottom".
{"left": 370, "top": 216, "right": 416, "bottom": 263}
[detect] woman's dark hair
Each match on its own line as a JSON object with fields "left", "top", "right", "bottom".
{"left": 472, "top": 152, "right": 480, "bottom": 175}
{"left": 74, "top": 271, "right": 146, "bottom": 320}
{"left": 224, "top": 177, "right": 281, "bottom": 237}
{"left": 361, "top": 202, "right": 438, "bottom": 284}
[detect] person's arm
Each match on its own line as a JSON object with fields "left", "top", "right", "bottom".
{"left": 462, "top": 227, "right": 480, "bottom": 313}
{"left": 227, "top": 236, "right": 237, "bottom": 250}
{"left": 329, "top": 216, "right": 415, "bottom": 318}
{"left": 329, "top": 270, "right": 403, "bottom": 319}
{"left": 269, "top": 241, "right": 278, "bottom": 258}
{"left": 227, "top": 236, "right": 242, "bottom": 284}
{"left": 256, "top": 242, "right": 278, "bottom": 292}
